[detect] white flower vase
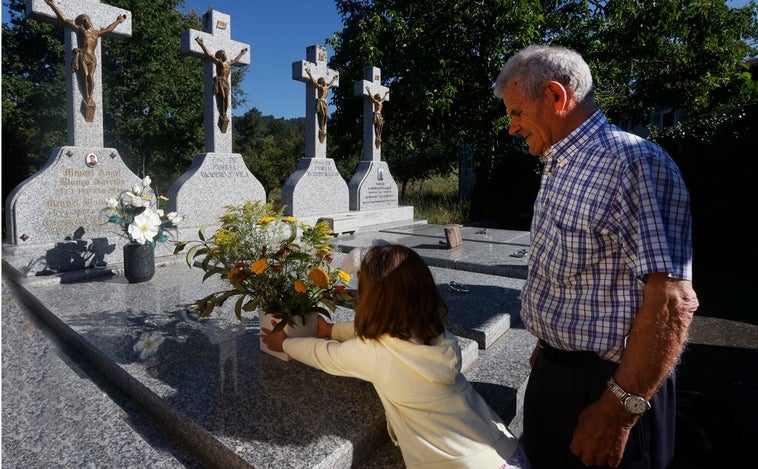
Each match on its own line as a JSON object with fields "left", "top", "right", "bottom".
{"left": 259, "top": 310, "right": 318, "bottom": 361}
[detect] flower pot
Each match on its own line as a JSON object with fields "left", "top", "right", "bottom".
{"left": 123, "top": 242, "right": 155, "bottom": 283}
{"left": 259, "top": 310, "right": 318, "bottom": 361}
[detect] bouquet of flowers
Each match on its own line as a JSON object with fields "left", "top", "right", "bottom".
{"left": 174, "top": 201, "right": 353, "bottom": 332}
{"left": 101, "top": 175, "right": 183, "bottom": 246}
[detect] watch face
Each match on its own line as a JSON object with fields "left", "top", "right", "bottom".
{"left": 623, "top": 396, "right": 650, "bottom": 414}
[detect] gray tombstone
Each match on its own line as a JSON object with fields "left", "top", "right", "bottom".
{"left": 167, "top": 9, "right": 265, "bottom": 230}
{"left": 281, "top": 45, "right": 349, "bottom": 217}
{"left": 4, "top": 0, "right": 139, "bottom": 275}
{"left": 348, "top": 66, "right": 399, "bottom": 211}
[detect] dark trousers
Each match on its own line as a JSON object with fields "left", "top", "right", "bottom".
{"left": 522, "top": 342, "right": 676, "bottom": 469}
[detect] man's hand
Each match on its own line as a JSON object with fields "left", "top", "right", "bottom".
{"left": 569, "top": 393, "right": 637, "bottom": 467}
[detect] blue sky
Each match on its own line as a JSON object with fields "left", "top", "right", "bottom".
{"left": 180, "top": 0, "right": 342, "bottom": 119}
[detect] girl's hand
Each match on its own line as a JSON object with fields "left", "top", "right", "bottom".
{"left": 261, "top": 320, "right": 287, "bottom": 352}
{"left": 317, "top": 315, "right": 334, "bottom": 338}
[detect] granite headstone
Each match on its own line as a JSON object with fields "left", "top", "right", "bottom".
{"left": 348, "top": 66, "right": 399, "bottom": 211}
{"left": 4, "top": 0, "right": 137, "bottom": 275}
{"left": 281, "top": 45, "right": 349, "bottom": 218}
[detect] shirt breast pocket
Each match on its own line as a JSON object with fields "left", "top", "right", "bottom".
{"left": 543, "top": 215, "right": 619, "bottom": 283}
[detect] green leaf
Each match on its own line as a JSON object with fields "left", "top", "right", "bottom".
{"left": 320, "top": 298, "right": 336, "bottom": 311}
{"left": 234, "top": 296, "right": 244, "bottom": 320}
{"left": 173, "top": 241, "right": 188, "bottom": 255}
{"left": 271, "top": 320, "right": 287, "bottom": 334}
{"left": 202, "top": 267, "right": 224, "bottom": 281}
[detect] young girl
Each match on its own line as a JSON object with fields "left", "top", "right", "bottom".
{"left": 262, "top": 244, "right": 529, "bottom": 468}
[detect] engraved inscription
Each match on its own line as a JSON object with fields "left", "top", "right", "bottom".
{"left": 362, "top": 181, "right": 396, "bottom": 204}
{"left": 200, "top": 162, "right": 251, "bottom": 178}
{"left": 40, "top": 168, "right": 129, "bottom": 236}
{"left": 306, "top": 160, "right": 340, "bottom": 177}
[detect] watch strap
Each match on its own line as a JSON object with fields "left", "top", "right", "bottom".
{"left": 607, "top": 376, "right": 651, "bottom": 415}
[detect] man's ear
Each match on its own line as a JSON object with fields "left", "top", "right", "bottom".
{"left": 545, "top": 81, "right": 568, "bottom": 112}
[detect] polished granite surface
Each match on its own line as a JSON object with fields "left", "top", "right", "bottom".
{"left": 2, "top": 225, "right": 533, "bottom": 468}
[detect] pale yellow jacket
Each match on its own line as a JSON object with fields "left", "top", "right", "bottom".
{"left": 283, "top": 322, "right": 519, "bottom": 468}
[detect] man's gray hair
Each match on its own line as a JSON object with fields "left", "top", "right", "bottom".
{"left": 493, "top": 45, "right": 594, "bottom": 105}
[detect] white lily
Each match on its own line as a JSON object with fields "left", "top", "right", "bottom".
{"left": 128, "top": 208, "right": 161, "bottom": 244}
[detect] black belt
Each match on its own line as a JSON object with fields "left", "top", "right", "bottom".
{"left": 538, "top": 340, "right": 615, "bottom": 368}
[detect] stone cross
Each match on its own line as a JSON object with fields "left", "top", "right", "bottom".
{"left": 292, "top": 45, "right": 339, "bottom": 158}
{"left": 26, "top": 0, "right": 132, "bottom": 148}
{"left": 181, "top": 9, "right": 250, "bottom": 153}
{"left": 354, "top": 66, "right": 390, "bottom": 161}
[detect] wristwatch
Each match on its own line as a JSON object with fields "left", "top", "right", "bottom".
{"left": 607, "top": 376, "right": 651, "bottom": 415}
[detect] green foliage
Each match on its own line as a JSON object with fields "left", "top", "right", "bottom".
{"left": 2, "top": 0, "right": 68, "bottom": 202}
{"left": 103, "top": 0, "right": 209, "bottom": 192}
{"left": 326, "top": 0, "right": 757, "bottom": 227}
{"left": 586, "top": 0, "right": 758, "bottom": 125}
{"left": 400, "top": 175, "right": 470, "bottom": 225}
{"left": 327, "top": 0, "right": 544, "bottom": 197}
{"left": 233, "top": 109, "right": 306, "bottom": 195}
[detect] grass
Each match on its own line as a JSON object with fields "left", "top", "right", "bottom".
{"left": 400, "top": 174, "right": 468, "bottom": 225}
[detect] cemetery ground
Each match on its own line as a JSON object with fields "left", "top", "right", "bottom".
{"left": 2, "top": 226, "right": 756, "bottom": 468}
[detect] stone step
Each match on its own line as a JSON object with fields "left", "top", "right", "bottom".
{"left": 2, "top": 224, "right": 535, "bottom": 468}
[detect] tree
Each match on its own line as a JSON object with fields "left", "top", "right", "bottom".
{"left": 586, "top": 0, "right": 758, "bottom": 126}
{"left": 327, "top": 0, "right": 757, "bottom": 227}
{"left": 233, "top": 109, "right": 305, "bottom": 195}
{"left": 2, "top": 0, "right": 68, "bottom": 207}
{"left": 327, "top": 0, "right": 543, "bottom": 199}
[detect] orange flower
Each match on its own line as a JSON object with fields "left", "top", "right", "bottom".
{"left": 251, "top": 258, "right": 268, "bottom": 275}
{"left": 308, "top": 267, "right": 329, "bottom": 289}
{"left": 294, "top": 279, "right": 307, "bottom": 293}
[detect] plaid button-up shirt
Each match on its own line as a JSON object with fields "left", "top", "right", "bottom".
{"left": 521, "top": 111, "right": 694, "bottom": 363}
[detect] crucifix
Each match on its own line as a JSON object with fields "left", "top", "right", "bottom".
{"left": 27, "top": 0, "right": 131, "bottom": 147}
{"left": 292, "top": 45, "right": 339, "bottom": 158}
{"left": 182, "top": 9, "right": 250, "bottom": 153}
{"left": 355, "top": 66, "right": 390, "bottom": 159}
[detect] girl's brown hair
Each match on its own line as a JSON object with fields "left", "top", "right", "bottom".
{"left": 354, "top": 244, "right": 447, "bottom": 344}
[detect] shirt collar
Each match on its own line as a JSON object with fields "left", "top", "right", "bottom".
{"left": 542, "top": 110, "right": 607, "bottom": 174}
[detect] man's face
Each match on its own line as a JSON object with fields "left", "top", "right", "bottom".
{"left": 502, "top": 81, "right": 556, "bottom": 156}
